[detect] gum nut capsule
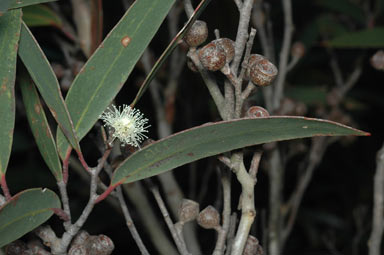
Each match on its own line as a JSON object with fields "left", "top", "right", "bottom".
{"left": 178, "top": 199, "right": 200, "bottom": 223}
{"left": 184, "top": 20, "right": 208, "bottom": 47}
{"left": 197, "top": 205, "right": 220, "bottom": 229}
{"left": 246, "top": 106, "right": 270, "bottom": 118}
{"left": 212, "top": 38, "right": 235, "bottom": 63}
{"left": 249, "top": 58, "right": 278, "bottom": 86}
{"left": 198, "top": 42, "right": 226, "bottom": 71}
{"left": 246, "top": 54, "right": 265, "bottom": 79}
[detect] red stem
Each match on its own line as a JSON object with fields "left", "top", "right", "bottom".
{"left": 1, "top": 174, "right": 11, "bottom": 201}
{"left": 63, "top": 148, "right": 72, "bottom": 184}
{"left": 95, "top": 180, "right": 124, "bottom": 204}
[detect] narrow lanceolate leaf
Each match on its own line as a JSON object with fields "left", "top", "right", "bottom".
{"left": 20, "top": 75, "right": 63, "bottom": 181}
{"left": 0, "top": 188, "right": 61, "bottom": 248}
{"left": 0, "top": 9, "right": 22, "bottom": 176}
{"left": 56, "top": 0, "right": 175, "bottom": 159}
{"left": 18, "top": 22, "right": 82, "bottom": 155}
{"left": 131, "top": 0, "right": 212, "bottom": 107}
{"left": 8, "top": 0, "right": 57, "bottom": 10}
{"left": 111, "top": 117, "right": 369, "bottom": 185}
{"left": 327, "top": 27, "right": 384, "bottom": 48}
{"left": 22, "top": 4, "right": 62, "bottom": 28}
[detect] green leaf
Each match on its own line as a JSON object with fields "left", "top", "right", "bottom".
{"left": 0, "top": 9, "right": 22, "bottom": 176}
{"left": 8, "top": 0, "right": 57, "bottom": 9}
{"left": 327, "top": 27, "right": 384, "bottom": 48}
{"left": 131, "top": 0, "right": 211, "bottom": 107}
{"left": 0, "top": 188, "right": 61, "bottom": 248}
{"left": 111, "top": 117, "right": 369, "bottom": 185}
{"left": 20, "top": 75, "right": 63, "bottom": 181}
{"left": 316, "top": 15, "right": 348, "bottom": 38}
{"left": 0, "top": 0, "right": 11, "bottom": 16}
{"left": 56, "top": 0, "right": 175, "bottom": 159}
{"left": 315, "top": 0, "right": 365, "bottom": 24}
{"left": 18, "top": 22, "right": 82, "bottom": 155}
{"left": 22, "top": 4, "right": 62, "bottom": 27}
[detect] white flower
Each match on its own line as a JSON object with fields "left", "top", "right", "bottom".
{"left": 99, "top": 104, "right": 150, "bottom": 148}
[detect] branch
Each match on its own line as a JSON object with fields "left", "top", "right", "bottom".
{"left": 213, "top": 171, "right": 232, "bottom": 255}
{"left": 148, "top": 181, "right": 191, "bottom": 255}
{"left": 272, "top": 0, "right": 294, "bottom": 110}
{"left": 231, "top": 0, "right": 255, "bottom": 72}
{"left": 368, "top": 142, "right": 384, "bottom": 255}
{"left": 230, "top": 152, "right": 257, "bottom": 255}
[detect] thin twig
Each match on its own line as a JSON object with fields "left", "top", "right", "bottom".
{"left": 213, "top": 170, "right": 232, "bottom": 255}
{"left": 149, "top": 182, "right": 191, "bottom": 255}
{"left": 116, "top": 185, "right": 150, "bottom": 255}
{"left": 57, "top": 180, "right": 72, "bottom": 230}
{"left": 58, "top": 148, "right": 112, "bottom": 253}
{"left": 225, "top": 213, "right": 238, "bottom": 255}
{"left": 368, "top": 142, "right": 384, "bottom": 255}
{"left": 231, "top": 0, "right": 255, "bottom": 73}
{"left": 188, "top": 49, "right": 226, "bottom": 118}
{"left": 272, "top": 0, "right": 294, "bottom": 110}
{"left": 183, "top": 0, "right": 194, "bottom": 17}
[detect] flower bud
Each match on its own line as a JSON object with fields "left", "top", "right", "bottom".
{"left": 178, "top": 199, "right": 200, "bottom": 223}
{"left": 198, "top": 42, "right": 226, "bottom": 71}
{"left": 197, "top": 205, "right": 220, "bottom": 229}
{"left": 184, "top": 20, "right": 208, "bottom": 47}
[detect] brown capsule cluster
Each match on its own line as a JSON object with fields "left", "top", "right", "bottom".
{"left": 198, "top": 38, "right": 235, "bottom": 71}
{"left": 370, "top": 50, "right": 384, "bottom": 71}
{"left": 178, "top": 199, "right": 200, "bottom": 223}
{"left": 68, "top": 231, "right": 114, "bottom": 255}
{"left": 184, "top": 20, "right": 208, "bottom": 47}
{"left": 197, "top": 205, "right": 220, "bottom": 229}
{"left": 247, "top": 54, "right": 278, "bottom": 86}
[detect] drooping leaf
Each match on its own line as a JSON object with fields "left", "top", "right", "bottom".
{"left": 8, "top": 0, "right": 57, "bottom": 10}
{"left": 22, "top": 4, "right": 62, "bottom": 27}
{"left": 18, "top": 22, "right": 82, "bottom": 155}
{"left": 326, "top": 27, "right": 384, "bottom": 48}
{"left": 0, "top": 188, "right": 61, "bottom": 248}
{"left": 20, "top": 75, "right": 63, "bottom": 181}
{"left": 56, "top": 0, "right": 175, "bottom": 159}
{"left": 315, "top": 0, "right": 365, "bottom": 24}
{"left": 0, "top": 9, "right": 22, "bottom": 176}
{"left": 111, "top": 117, "right": 369, "bottom": 185}
{"left": 131, "top": 0, "right": 212, "bottom": 107}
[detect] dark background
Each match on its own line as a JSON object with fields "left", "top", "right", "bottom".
{"left": 6, "top": 0, "right": 384, "bottom": 254}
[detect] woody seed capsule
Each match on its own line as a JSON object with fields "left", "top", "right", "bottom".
{"left": 198, "top": 42, "right": 226, "bottom": 71}
{"left": 184, "top": 20, "right": 208, "bottom": 47}
{"left": 197, "top": 205, "right": 220, "bottom": 229}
